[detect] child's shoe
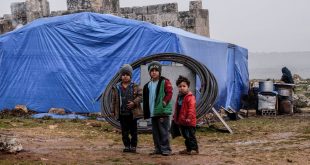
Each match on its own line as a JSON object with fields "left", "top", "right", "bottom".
{"left": 179, "top": 149, "right": 191, "bottom": 155}
{"left": 161, "top": 151, "right": 171, "bottom": 156}
{"left": 123, "top": 146, "right": 130, "bottom": 152}
{"left": 130, "top": 147, "right": 137, "bottom": 153}
{"left": 149, "top": 150, "right": 161, "bottom": 155}
{"left": 191, "top": 149, "right": 199, "bottom": 155}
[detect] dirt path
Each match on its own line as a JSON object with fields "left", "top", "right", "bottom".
{"left": 1, "top": 114, "right": 310, "bottom": 164}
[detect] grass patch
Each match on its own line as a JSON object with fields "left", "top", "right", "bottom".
{"left": 21, "top": 121, "right": 42, "bottom": 127}
{"left": 0, "top": 122, "right": 11, "bottom": 129}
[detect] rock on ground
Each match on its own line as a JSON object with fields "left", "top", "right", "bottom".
{"left": 293, "top": 94, "right": 310, "bottom": 108}
{"left": 48, "top": 108, "right": 65, "bottom": 115}
{"left": 0, "top": 135, "right": 23, "bottom": 153}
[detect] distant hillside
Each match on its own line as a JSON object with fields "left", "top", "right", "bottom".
{"left": 248, "top": 51, "right": 310, "bottom": 79}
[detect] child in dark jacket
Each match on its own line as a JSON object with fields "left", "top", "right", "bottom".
{"left": 173, "top": 75, "right": 199, "bottom": 155}
{"left": 112, "top": 64, "right": 143, "bottom": 153}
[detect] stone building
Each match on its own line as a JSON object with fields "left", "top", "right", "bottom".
{"left": 0, "top": 18, "right": 13, "bottom": 34}
{"left": 11, "top": 2, "right": 27, "bottom": 25}
{"left": 26, "top": 0, "right": 50, "bottom": 23}
{"left": 120, "top": 1, "right": 209, "bottom": 36}
{"left": 1, "top": 0, "right": 209, "bottom": 37}
{"left": 67, "top": 0, "right": 120, "bottom": 14}
{"left": 10, "top": 0, "right": 50, "bottom": 26}
{"left": 66, "top": 0, "right": 209, "bottom": 36}
{"left": 0, "top": 0, "right": 50, "bottom": 34}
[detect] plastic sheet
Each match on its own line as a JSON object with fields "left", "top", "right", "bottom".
{"left": 0, "top": 12, "right": 248, "bottom": 112}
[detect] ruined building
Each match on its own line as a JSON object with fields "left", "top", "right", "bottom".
{"left": 26, "top": 0, "right": 50, "bottom": 23}
{"left": 0, "top": 0, "right": 49, "bottom": 34}
{"left": 66, "top": 0, "right": 209, "bottom": 36}
{"left": 67, "top": 0, "right": 120, "bottom": 14}
{"left": 1, "top": 0, "right": 209, "bottom": 37}
{"left": 11, "top": 2, "right": 27, "bottom": 25}
{"left": 11, "top": 0, "right": 50, "bottom": 24}
{"left": 0, "top": 16, "right": 14, "bottom": 35}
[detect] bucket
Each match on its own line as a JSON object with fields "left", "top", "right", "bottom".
{"left": 278, "top": 89, "right": 291, "bottom": 97}
{"left": 259, "top": 81, "right": 274, "bottom": 92}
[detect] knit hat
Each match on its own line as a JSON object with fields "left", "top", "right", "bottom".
{"left": 120, "top": 64, "right": 133, "bottom": 77}
{"left": 148, "top": 61, "right": 162, "bottom": 74}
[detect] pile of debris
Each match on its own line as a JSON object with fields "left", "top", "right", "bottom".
{"left": 0, "top": 105, "right": 37, "bottom": 118}
{"left": 294, "top": 94, "right": 310, "bottom": 108}
{"left": 0, "top": 134, "right": 23, "bottom": 154}
{"left": 293, "top": 75, "right": 310, "bottom": 108}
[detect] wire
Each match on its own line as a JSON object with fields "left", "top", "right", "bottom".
{"left": 101, "top": 53, "right": 218, "bottom": 132}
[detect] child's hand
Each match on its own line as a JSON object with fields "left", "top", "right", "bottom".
{"left": 127, "top": 101, "right": 135, "bottom": 109}
{"left": 162, "top": 101, "right": 167, "bottom": 107}
{"left": 185, "top": 119, "right": 191, "bottom": 123}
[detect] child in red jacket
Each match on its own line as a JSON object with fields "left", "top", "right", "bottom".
{"left": 173, "top": 75, "right": 199, "bottom": 155}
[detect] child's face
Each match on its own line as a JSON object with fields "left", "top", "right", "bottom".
{"left": 150, "top": 69, "right": 160, "bottom": 80}
{"left": 178, "top": 82, "right": 189, "bottom": 94}
{"left": 121, "top": 73, "right": 131, "bottom": 83}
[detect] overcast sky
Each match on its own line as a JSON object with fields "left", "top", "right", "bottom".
{"left": 1, "top": 0, "right": 310, "bottom": 52}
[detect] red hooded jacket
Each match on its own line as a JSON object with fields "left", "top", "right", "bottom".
{"left": 173, "top": 92, "right": 196, "bottom": 127}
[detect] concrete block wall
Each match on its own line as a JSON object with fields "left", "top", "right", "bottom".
{"left": 193, "top": 9, "right": 209, "bottom": 37}
{"left": 0, "top": 19, "right": 13, "bottom": 34}
{"left": 3, "top": 15, "right": 13, "bottom": 20}
{"left": 67, "top": 0, "right": 92, "bottom": 11}
{"left": 158, "top": 13, "right": 179, "bottom": 27}
{"left": 118, "top": 1, "right": 209, "bottom": 36}
{"left": 1, "top": 0, "right": 209, "bottom": 37}
{"left": 11, "top": 2, "right": 27, "bottom": 25}
{"left": 146, "top": 3, "right": 178, "bottom": 14}
{"left": 178, "top": 11, "right": 196, "bottom": 34}
{"left": 1, "top": 0, "right": 51, "bottom": 34}
{"left": 101, "top": 0, "right": 120, "bottom": 14}
{"left": 190, "top": 1, "right": 202, "bottom": 10}
{"left": 121, "top": 3, "right": 178, "bottom": 15}
{"left": 91, "top": 0, "right": 102, "bottom": 12}
{"left": 66, "top": 0, "right": 208, "bottom": 36}
{"left": 67, "top": 0, "right": 120, "bottom": 14}
{"left": 187, "top": 1, "right": 209, "bottom": 36}
{"left": 26, "top": 0, "right": 50, "bottom": 23}
{"left": 50, "top": 10, "right": 67, "bottom": 17}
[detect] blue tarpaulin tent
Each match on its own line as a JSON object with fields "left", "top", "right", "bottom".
{"left": 0, "top": 12, "right": 248, "bottom": 113}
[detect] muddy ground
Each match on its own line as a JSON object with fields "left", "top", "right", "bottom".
{"left": 1, "top": 112, "right": 310, "bottom": 165}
